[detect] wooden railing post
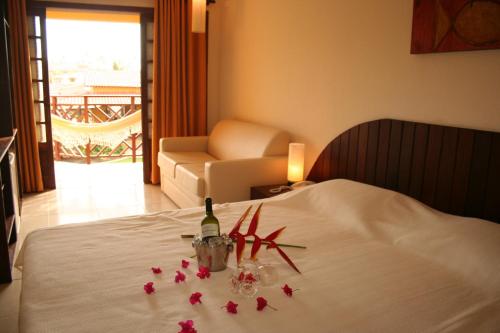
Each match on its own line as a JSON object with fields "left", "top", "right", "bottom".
{"left": 84, "top": 96, "right": 89, "bottom": 123}
{"left": 86, "top": 140, "right": 91, "bottom": 164}
{"left": 51, "top": 96, "right": 57, "bottom": 115}
{"left": 54, "top": 141, "right": 61, "bottom": 161}
{"left": 131, "top": 133, "right": 137, "bottom": 163}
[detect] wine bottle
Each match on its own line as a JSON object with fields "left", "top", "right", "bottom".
{"left": 201, "top": 197, "right": 220, "bottom": 240}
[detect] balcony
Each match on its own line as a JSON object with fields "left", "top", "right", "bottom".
{"left": 51, "top": 95, "right": 143, "bottom": 164}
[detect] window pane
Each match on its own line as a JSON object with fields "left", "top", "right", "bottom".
{"left": 146, "top": 22, "right": 153, "bottom": 40}
{"left": 40, "top": 102, "right": 46, "bottom": 122}
{"left": 147, "top": 63, "right": 153, "bottom": 79}
{"left": 33, "top": 102, "right": 45, "bottom": 122}
{"left": 146, "top": 44, "right": 153, "bottom": 59}
{"left": 27, "top": 17, "right": 35, "bottom": 36}
{"left": 30, "top": 60, "right": 43, "bottom": 81}
{"left": 28, "top": 39, "right": 43, "bottom": 58}
{"left": 37, "top": 124, "right": 47, "bottom": 143}
{"left": 37, "top": 39, "right": 43, "bottom": 57}
{"left": 148, "top": 83, "right": 153, "bottom": 99}
{"left": 148, "top": 103, "right": 152, "bottom": 120}
{"left": 29, "top": 39, "right": 36, "bottom": 58}
{"left": 35, "top": 17, "right": 41, "bottom": 37}
{"left": 32, "top": 82, "right": 44, "bottom": 100}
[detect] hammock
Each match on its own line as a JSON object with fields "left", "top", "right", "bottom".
{"left": 51, "top": 111, "right": 142, "bottom": 147}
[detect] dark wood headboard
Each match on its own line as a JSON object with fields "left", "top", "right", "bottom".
{"left": 307, "top": 119, "right": 500, "bottom": 223}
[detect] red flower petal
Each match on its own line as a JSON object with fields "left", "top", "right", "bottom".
{"left": 151, "top": 267, "right": 162, "bottom": 274}
{"left": 175, "top": 270, "right": 186, "bottom": 283}
{"left": 245, "top": 203, "right": 263, "bottom": 237}
{"left": 196, "top": 266, "right": 211, "bottom": 279}
{"left": 229, "top": 206, "right": 252, "bottom": 238}
{"left": 256, "top": 296, "right": 268, "bottom": 311}
{"left": 178, "top": 320, "right": 197, "bottom": 333}
{"left": 181, "top": 260, "right": 190, "bottom": 269}
{"left": 245, "top": 273, "right": 257, "bottom": 282}
{"left": 263, "top": 226, "right": 287, "bottom": 242}
{"left": 250, "top": 236, "right": 262, "bottom": 260}
{"left": 282, "top": 284, "right": 293, "bottom": 297}
{"left": 143, "top": 282, "right": 155, "bottom": 294}
{"left": 256, "top": 296, "right": 277, "bottom": 311}
{"left": 235, "top": 233, "right": 246, "bottom": 265}
{"left": 267, "top": 240, "right": 301, "bottom": 273}
{"left": 224, "top": 301, "right": 238, "bottom": 314}
{"left": 275, "top": 244, "right": 301, "bottom": 273}
{"left": 189, "top": 292, "right": 203, "bottom": 305}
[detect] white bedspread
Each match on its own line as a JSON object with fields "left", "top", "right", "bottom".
{"left": 17, "top": 180, "right": 500, "bottom": 332}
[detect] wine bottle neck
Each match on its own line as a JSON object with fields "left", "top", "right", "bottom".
{"left": 205, "top": 197, "right": 213, "bottom": 215}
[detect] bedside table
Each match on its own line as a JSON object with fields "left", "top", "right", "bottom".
{"left": 250, "top": 184, "right": 290, "bottom": 200}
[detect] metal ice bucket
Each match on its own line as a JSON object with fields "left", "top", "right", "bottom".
{"left": 192, "top": 234, "right": 234, "bottom": 272}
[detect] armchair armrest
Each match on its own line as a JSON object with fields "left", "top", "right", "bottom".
{"left": 159, "top": 136, "right": 208, "bottom": 152}
{"left": 205, "top": 156, "right": 288, "bottom": 203}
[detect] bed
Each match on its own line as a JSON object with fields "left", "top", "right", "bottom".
{"left": 16, "top": 119, "right": 500, "bottom": 332}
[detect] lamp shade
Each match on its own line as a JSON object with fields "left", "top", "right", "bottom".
{"left": 287, "top": 143, "right": 305, "bottom": 183}
{"left": 192, "top": 0, "right": 206, "bottom": 33}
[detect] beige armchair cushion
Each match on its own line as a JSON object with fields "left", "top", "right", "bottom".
{"left": 174, "top": 163, "right": 206, "bottom": 197}
{"left": 208, "top": 120, "right": 289, "bottom": 160}
{"left": 158, "top": 151, "right": 216, "bottom": 179}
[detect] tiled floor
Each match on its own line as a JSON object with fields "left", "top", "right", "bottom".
{"left": 0, "top": 161, "right": 178, "bottom": 333}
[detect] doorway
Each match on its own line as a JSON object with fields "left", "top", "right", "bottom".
{"left": 47, "top": 10, "right": 143, "bottom": 189}
{"left": 26, "top": 4, "right": 154, "bottom": 190}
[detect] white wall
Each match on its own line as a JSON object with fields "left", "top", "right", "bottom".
{"left": 207, "top": 0, "right": 500, "bottom": 174}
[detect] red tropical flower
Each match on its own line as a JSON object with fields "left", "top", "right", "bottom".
{"left": 256, "top": 296, "right": 267, "bottom": 311}
{"left": 222, "top": 301, "right": 238, "bottom": 314}
{"left": 143, "top": 282, "right": 155, "bottom": 294}
{"left": 229, "top": 204, "right": 301, "bottom": 273}
{"left": 282, "top": 284, "right": 295, "bottom": 297}
{"left": 181, "top": 259, "right": 190, "bottom": 269}
{"left": 196, "top": 266, "right": 211, "bottom": 279}
{"left": 256, "top": 296, "right": 277, "bottom": 311}
{"left": 175, "top": 270, "right": 186, "bottom": 283}
{"left": 189, "top": 292, "right": 203, "bottom": 305}
{"left": 178, "top": 320, "right": 197, "bottom": 333}
{"left": 151, "top": 267, "right": 162, "bottom": 274}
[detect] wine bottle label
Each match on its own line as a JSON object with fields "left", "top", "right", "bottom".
{"left": 201, "top": 224, "right": 219, "bottom": 238}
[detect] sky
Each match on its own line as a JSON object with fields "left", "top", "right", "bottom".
{"left": 46, "top": 19, "right": 141, "bottom": 72}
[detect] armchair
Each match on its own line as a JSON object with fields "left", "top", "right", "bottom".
{"left": 158, "top": 119, "right": 289, "bottom": 208}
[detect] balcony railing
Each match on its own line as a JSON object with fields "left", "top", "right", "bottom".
{"left": 51, "top": 95, "right": 143, "bottom": 164}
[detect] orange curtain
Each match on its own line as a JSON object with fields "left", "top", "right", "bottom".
{"left": 151, "top": 0, "right": 207, "bottom": 184}
{"left": 7, "top": 0, "right": 44, "bottom": 192}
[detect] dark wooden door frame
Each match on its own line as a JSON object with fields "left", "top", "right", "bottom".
{"left": 28, "top": 1, "right": 153, "bottom": 14}
{"left": 26, "top": 7, "right": 56, "bottom": 189}
{"left": 140, "top": 12, "right": 153, "bottom": 184}
{"left": 27, "top": 1, "right": 154, "bottom": 184}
